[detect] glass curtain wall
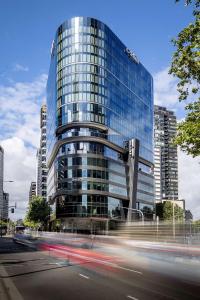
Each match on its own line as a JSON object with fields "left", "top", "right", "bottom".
{"left": 47, "top": 17, "right": 154, "bottom": 221}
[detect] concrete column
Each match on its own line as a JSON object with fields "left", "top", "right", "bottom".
{"left": 127, "top": 139, "right": 139, "bottom": 222}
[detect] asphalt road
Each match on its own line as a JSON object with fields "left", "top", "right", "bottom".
{"left": 0, "top": 237, "right": 36, "bottom": 253}
{"left": 0, "top": 237, "right": 200, "bottom": 300}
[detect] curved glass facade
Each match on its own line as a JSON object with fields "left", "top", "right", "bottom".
{"left": 47, "top": 17, "right": 154, "bottom": 224}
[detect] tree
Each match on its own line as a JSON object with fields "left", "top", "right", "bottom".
{"left": 0, "top": 220, "right": 7, "bottom": 226}
{"left": 25, "top": 196, "right": 50, "bottom": 229}
{"left": 156, "top": 201, "right": 184, "bottom": 221}
{"left": 175, "top": 101, "right": 200, "bottom": 156}
{"left": 23, "top": 218, "right": 41, "bottom": 229}
{"left": 193, "top": 219, "right": 200, "bottom": 225}
{"left": 169, "top": 0, "right": 200, "bottom": 156}
{"left": 163, "top": 201, "right": 174, "bottom": 220}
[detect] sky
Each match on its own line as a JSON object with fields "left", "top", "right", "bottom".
{"left": 0, "top": 0, "right": 199, "bottom": 220}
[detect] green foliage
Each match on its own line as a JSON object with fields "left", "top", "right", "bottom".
{"left": 163, "top": 201, "right": 173, "bottom": 220}
{"left": 170, "top": 0, "right": 200, "bottom": 156}
{"left": 7, "top": 220, "right": 16, "bottom": 227}
{"left": 25, "top": 196, "right": 50, "bottom": 226}
{"left": 0, "top": 220, "right": 7, "bottom": 226}
{"left": 23, "top": 218, "right": 40, "bottom": 229}
{"left": 156, "top": 201, "right": 184, "bottom": 221}
{"left": 169, "top": 10, "right": 200, "bottom": 101}
{"left": 175, "top": 0, "right": 200, "bottom": 10}
{"left": 176, "top": 101, "right": 200, "bottom": 155}
{"left": 175, "top": 205, "right": 184, "bottom": 221}
{"left": 193, "top": 219, "right": 200, "bottom": 224}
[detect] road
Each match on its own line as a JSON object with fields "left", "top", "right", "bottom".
{"left": 0, "top": 236, "right": 200, "bottom": 300}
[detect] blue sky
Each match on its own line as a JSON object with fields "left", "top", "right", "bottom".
{"left": 1, "top": 0, "right": 200, "bottom": 220}
{"left": 0, "top": 0, "right": 194, "bottom": 84}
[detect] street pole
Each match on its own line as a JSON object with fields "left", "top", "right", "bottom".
{"left": 106, "top": 219, "right": 109, "bottom": 235}
{"left": 109, "top": 204, "right": 144, "bottom": 224}
{"left": 127, "top": 207, "right": 144, "bottom": 224}
{"left": 156, "top": 215, "right": 159, "bottom": 240}
{"left": 0, "top": 208, "right": 2, "bottom": 237}
{"left": 172, "top": 195, "right": 175, "bottom": 239}
{"left": 3, "top": 181, "right": 14, "bottom": 183}
{"left": 8, "top": 204, "right": 16, "bottom": 236}
{"left": 103, "top": 205, "right": 145, "bottom": 235}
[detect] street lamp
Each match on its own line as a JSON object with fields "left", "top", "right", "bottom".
{"left": 9, "top": 203, "right": 16, "bottom": 211}
{"left": 109, "top": 205, "right": 144, "bottom": 223}
{"left": 127, "top": 207, "right": 144, "bottom": 224}
{"left": 172, "top": 194, "right": 176, "bottom": 239}
{"left": 3, "top": 181, "right": 14, "bottom": 183}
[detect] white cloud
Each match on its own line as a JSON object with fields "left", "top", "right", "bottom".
{"left": 2, "top": 137, "right": 37, "bottom": 220}
{"left": 0, "top": 74, "right": 47, "bottom": 220}
{"left": 13, "top": 63, "right": 29, "bottom": 72}
{"left": 178, "top": 149, "right": 200, "bottom": 220}
{"left": 153, "top": 66, "right": 186, "bottom": 115}
{"left": 154, "top": 67, "right": 179, "bottom": 107}
{"left": 154, "top": 67, "right": 200, "bottom": 220}
{"left": 0, "top": 74, "right": 47, "bottom": 145}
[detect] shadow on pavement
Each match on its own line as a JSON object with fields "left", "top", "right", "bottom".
{"left": 0, "top": 237, "right": 37, "bottom": 254}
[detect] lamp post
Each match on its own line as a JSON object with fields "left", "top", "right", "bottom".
{"left": 103, "top": 205, "right": 144, "bottom": 235}
{"left": 9, "top": 203, "right": 16, "bottom": 211}
{"left": 109, "top": 205, "right": 144, "bottom": 223}
{"left": 127, "top": 207, "right": 144, "bottom": 224}
{"left": 0, "top": 209, "right": 3, "bottom": 237}
{"left": 172, "top": 194, "right": 176, "bottom": 239}
{"left": 4, "top": 181, "right": 14, "bottom": 183}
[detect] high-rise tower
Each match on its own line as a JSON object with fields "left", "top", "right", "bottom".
{"left": 36, "top": 105, "right": 47, "bottom": 199}
{"left": 47, "top": 17, "right": 154, "bottom": 230}
{"left": 154, "top": 105, "right": 178, "bottom": 201}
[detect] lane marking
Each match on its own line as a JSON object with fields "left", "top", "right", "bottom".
{"left": 47, "top": 247, "right": 142, "bottom": 275}
{"left": 0, "top": 265, "right": 24, "bottom": 300}
{"left": 79, "top": 273, "right": 89, "bottom": 279}
{"left": 127, "top": 295, "right": 139, "bottom": 300}
{"left": 116, "top": 265, "right": 142, "bottom": 275}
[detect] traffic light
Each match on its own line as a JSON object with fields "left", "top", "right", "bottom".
{"left": 11, "top": 208, "right": 14, "bottom": 213}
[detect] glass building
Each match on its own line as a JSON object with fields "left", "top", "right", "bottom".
{"left": 47, "top": 17, "right": 154, "bottom": 230}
